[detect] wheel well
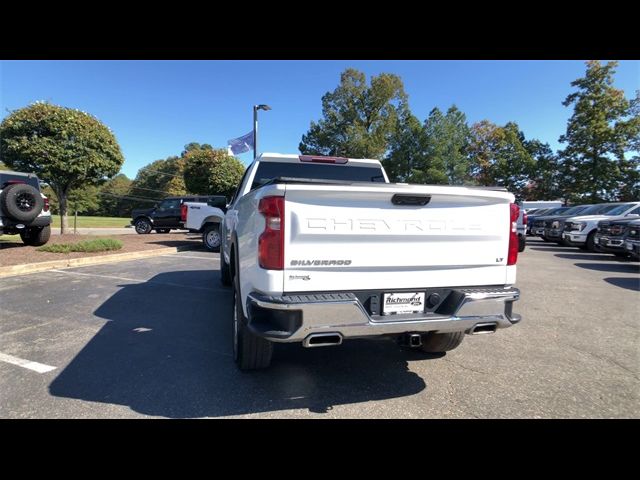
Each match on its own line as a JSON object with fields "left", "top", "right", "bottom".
{"left": 133, "top": 216, "right": 152, "bottom": 224}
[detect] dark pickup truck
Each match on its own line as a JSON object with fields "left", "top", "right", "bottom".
{"left": 131, "top": 195, "right": 226, "bottom": 234}
{"left": 623, "top": 220, "right": 640, "bottom": 260}
{"left": 594, "top": 217, "right": 638, "bottom": 258}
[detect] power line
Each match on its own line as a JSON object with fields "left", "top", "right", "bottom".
{"left": 127, "top": 185, "right": 176, "bottom": 195}
{"left": 137, "top": 167, "right": 184, "bottom": 179}
{"left": 98, "top": 192, "right": 158, "bottom": 203}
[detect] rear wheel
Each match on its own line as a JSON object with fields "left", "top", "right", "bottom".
{"left": 233, "top": 270, "right": 272, "bottom": 370}
{"left": 518, "top": 235, "right": 526, "bottom": 252}
{"left": 203, "top": 224, "right": 221, "bottom": 252}
{"left": 20, "top": 225, "right": 51, "bottom": 246}
{"left": 220, "top": 254, "right": 232, "bottom": 286}
{"left": 420, "top": 331, "right": 465, "bottom": 353}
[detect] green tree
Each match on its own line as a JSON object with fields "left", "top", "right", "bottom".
{"left": 183, "top": 147, "right": 245, "bottom": 199}
{"left": 524, "top": 139, "right": 562, "bottom": 200}
{"left": 299, "top": 68, "right": 408, "bottom": 158}
{"left": 130, "top": 156, "right": 186, "bottom": 207}
{"left": 42, "top": 184, "right": 101, "bottom": 215}
{"left": 468, "top": 120, "right": 535, "bottom": 199}
{"left": 0, "top": 102, "right": 124, "bottom": 232}
{"left": 384, "top": 111, "right": 427, "bottom": 182}
{"left": 98, "top": 173, "right": 133, "bottom": 217}
{"left": 423, "top": 105, "right": 471, "bottom": 185}
{"left": 559, "top": 61, "right": 640, "bottom": 202}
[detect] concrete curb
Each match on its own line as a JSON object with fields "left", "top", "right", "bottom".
{"left": 0, "top": 244, "right": 202, "bottom": 278}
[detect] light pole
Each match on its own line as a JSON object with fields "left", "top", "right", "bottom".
{"left": 253, "top": 104, "right": 271, "bottom": 160}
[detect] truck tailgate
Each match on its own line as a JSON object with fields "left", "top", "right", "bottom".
{"left": 282, "top": 183, "right": 514, "bottom": 292}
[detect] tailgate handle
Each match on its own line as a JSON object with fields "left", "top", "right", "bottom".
{"left": 391, "top": 194, "right": 431, "bottom": 206}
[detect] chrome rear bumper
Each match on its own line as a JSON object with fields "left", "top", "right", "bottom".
{"left": 246, "top": 287, "right": 521, "bottom": 343}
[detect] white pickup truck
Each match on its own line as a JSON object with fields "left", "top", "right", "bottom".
{"left": 180, "top": 196, "right": 227, "bottom": 251}
{"left": 220, "top": 153, "right": 522, "bottom": 370}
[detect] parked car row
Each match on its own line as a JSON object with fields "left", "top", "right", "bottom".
{"left": 526, "top": 202, "right": 640, "bottom": 260}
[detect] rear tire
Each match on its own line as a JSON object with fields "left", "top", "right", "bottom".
{"left": 518, "top": 235, "right": 526, "bottom": 252}
{"left": 420, "top": 331, "right": 465, "bottom": 353}
{"left": 220, "top": 254, "right": 232, "bottom": 286}
{"left": 20, "top": 225, "right": 51, "bottom": 246}
{"left": 233, "top": 270, "right": 272, "bottom": 370}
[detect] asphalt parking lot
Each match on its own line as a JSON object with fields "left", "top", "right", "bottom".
{"left": 1, "top": 238, "right": 638, "bottom": 418}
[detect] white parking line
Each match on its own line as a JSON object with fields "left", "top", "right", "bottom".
{"left": 0, "top": 352, "right": 57, "bottom": 373}
{"left": 163, "top": 254, "right": 221, "bottom": 261}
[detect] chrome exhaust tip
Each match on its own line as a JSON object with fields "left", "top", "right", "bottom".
{"left": 303, "top": 333, "right": 343, "bottom": 348}
{"left": 469, "top": 322, "right": 498, "bottom": 335}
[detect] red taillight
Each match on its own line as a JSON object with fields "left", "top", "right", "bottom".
{"left": 523, "top": 212, "right": 528, "bottom": 225}
{"left": 258, "top": 196, "right": 284, "bottom": 270}
{"left": 180, "top": 203, "right": 187, "bottom": 222}
{"left": 298, "top": 155, "right": 348, "bottom": 164}
{"left": 43, "top": 197, "right": 50, "bottom": 212}
{"left": 508, "top": 203, "right": 519, "bottom": 266}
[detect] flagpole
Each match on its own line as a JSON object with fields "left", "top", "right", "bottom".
{"left": 253, "top": 105, "right": 258, "bottom": 161}
{"left": 253, "top": 104, "right": 271, "bottom": 161}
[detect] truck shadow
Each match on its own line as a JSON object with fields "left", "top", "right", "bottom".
{"left": 603, "top": 277, "right": 640, "bottom": 292}
{"left": 48, "top": 270, "right": 427, "bottom": 417}
{"left": 555, "top": 253, "right": 631, "bottom": 262}
{"left": 573, "top": 262, "right": 640, "bottom": 274}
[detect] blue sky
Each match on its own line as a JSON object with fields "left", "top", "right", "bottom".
{"left": 1, "top": 60, "right": 638, "bottom": 179}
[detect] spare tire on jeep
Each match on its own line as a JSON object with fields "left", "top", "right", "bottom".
{"left": 0, "top": 183, "right": 44, "bottom": 223}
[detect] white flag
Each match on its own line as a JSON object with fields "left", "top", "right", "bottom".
{"left": 227, "top": 131, "right": 254, "bottom": 155}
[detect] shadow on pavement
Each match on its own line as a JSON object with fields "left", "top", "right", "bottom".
{"left": 49, "top": 270, "right": 427, "bottom": 418}
{"left": 530, "top": 247, "right": 581, "bottom": 253}
{"left": 603, "top": 277, "right": 640, "bottom": 292}
{"left": 573, "top": 262, "right": 640, "bottom": 274}
{"left": 148, "top": 240, "right": 204, "bottom": 249}
{"left": 555, "top": 253, "right": 629, "bottom": 262}
{"left": 0, "top": 241, "right": 24, "bottom": 250}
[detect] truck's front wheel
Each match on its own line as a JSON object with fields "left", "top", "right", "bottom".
{"left": 420, "top": 331, "right": 464, "bottom": 353}
{"left": 233, "top": 274, "right": 273, "bottom": 370}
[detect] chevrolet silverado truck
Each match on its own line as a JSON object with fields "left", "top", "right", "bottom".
{"left": 0, "top": 170, "right": 52, "bottom": 246}
{"left": 563, "top": 202, "right": 640, "bottom": 251}
{"left": 220, "top": 153, "right": 522, "bottom": 370}
{"left": 180, "top": 196, "right": 227, "bottom": 251}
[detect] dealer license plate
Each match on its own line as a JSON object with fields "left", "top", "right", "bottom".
{"left": 382, "top": 292, "right": 425, "bottom": 315}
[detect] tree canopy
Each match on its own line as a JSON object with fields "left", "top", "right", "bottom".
{"left": 0, "top": 102, "right": 124, "bottom": 231}
{"left": 183, "top": 147, "right": 245, "bottom": 199}
{"left": 559, "top": 61, "right": 640, "bottom": 202}
{"left": 300, "top": 69, "right": 409, "bottom": 158}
